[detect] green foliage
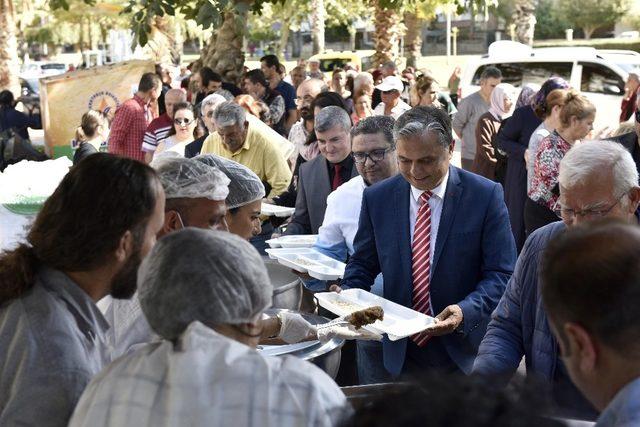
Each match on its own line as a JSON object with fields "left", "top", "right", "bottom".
{"left": 559, "top": 0, "right": 629, "bottom": 39}
{"left": 534, "top": 0, "right": 566, "bottom": 40}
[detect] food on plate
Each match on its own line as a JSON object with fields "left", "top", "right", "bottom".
{"left": 346, "top": 306, "right": 384, "bottom": 329}
{"left": 332, "top": 299, "right": 364, "bottom": 312}
{"left": 294, "top": 257, "right": 319, "bottom": 267}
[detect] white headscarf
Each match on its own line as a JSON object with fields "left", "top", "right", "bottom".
{"left": 489, "top": 83, "right": 516, "bottom": 121}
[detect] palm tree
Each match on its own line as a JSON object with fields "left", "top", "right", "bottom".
{"left": 311, "top": 0, "right": 325, "bottom": 54}
{"left": 0, "top": 0, "right": 21, "bottom": 96}
{"left": 512, "top": 0, "right": 537, "bottom": 46}
{"left": 371, "top": 0, "right": 405, "bottom": 68}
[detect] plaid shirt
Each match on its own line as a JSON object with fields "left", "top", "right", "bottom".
{"left": 69, "top": 321, "right": 349, "bottom": 427}
{"left": 108, "top": 95, "right": 154, "bottom": 161}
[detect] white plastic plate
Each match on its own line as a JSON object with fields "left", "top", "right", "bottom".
{"left": 265, "top": 235, "right": 318, "bottom": 249}
{"left": 261, "top": 203, "right": 296, "bottom": 218}
{"left": 264, "top": 248, "right": 346, "bottom": 280}
{"left": 315, "top": 289, "right": 436, "bottom": 341}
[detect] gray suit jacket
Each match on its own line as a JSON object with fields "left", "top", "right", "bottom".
{"left": 285, "top": 155, "right": 358, "bottom": 235}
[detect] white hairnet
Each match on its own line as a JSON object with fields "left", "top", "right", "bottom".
{"left": 153, "top": 157, "right": 230, "bottom": 201}
{"left": 194, "top": 154, "right": 265, "bottom": 209}
{"left": 138, "top": 228, "right": 273, "bottom": 340}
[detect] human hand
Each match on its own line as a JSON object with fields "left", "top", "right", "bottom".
{"left": 277, "top": 312, "right": 317, "bottom": 344}
{"left": 422, "top": 305, "right": 463, "bottom": 337}
{"left": 291, "top": 269, "right": 313, "bottom": 280}
{"left": 316, "top": 324, "right": 382, "bottom": 343}
{"left": 329, "top": 284, "right": 342, "bottom": 293}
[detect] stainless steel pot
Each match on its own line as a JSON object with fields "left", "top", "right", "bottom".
{"left": 263, "top": 259, "right": 303, "bottom": 311}
{"left": 260, "top": 308, "right": 344, "bottom": 379}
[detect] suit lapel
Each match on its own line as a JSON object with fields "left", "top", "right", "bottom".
{"left": 432, "top": 166, "right": 462, "bottom": 274}
{"left": 313, "top": 156, "right": 331, "bottom": 210}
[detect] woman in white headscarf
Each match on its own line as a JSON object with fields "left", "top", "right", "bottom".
{"left": 471, "top": 83, "right": 515, "bottom": 181}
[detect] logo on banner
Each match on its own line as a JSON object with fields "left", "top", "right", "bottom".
{"left": 88, "top": 91, "right": 120, "bottom": 117}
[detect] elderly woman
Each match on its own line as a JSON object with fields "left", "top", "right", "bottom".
{"left": 471, "top": 83, "right": 515, "bottom": 181}
{"left": 525, "top": 90, "right": 596, "bottom": 235}
{"left": 70, "top": 229, "right": 351, "bottom": 427}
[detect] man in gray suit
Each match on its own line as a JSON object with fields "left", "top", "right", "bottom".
{"left": 285, "top": 106, "right": 358, "bottom": 235}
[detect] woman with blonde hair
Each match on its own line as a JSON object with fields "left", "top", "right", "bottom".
{"left": 526, "top": 90, "right": 596, "bottom": 234}
{"left": 409, "top": 72, "right": 457, "bottom": 116}
{"left": 526, "top": 88, "right": 568, "bottom": 191}
{"left": 72, "top": 110, "right": 109, "bottom": 165}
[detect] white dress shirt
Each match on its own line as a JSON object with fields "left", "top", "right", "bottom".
{"left": 69, "top": 321, "right": 349, "bottom": 427}
{"left": 373, "top": 99, "right": 412, "bottom": 119}
{"left": 408, "top": 171, "right": 449, "bottom": 275}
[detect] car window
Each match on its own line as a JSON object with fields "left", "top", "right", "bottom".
{"left": 471, "top": 62, "right": 572, "bottom": 87}
{"left": 319, "top": 59, "right": 350, "bottom": 72}
{"left": 41, "top": 64, "right": 65, "bottom": 71}
{"left": 579, "top": 62, "right": 625, "bottom": 95}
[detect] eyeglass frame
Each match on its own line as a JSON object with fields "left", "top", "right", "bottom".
{"left": 174, "top": 117, "right": 195, "bottom": 126}
{"left": 635, "top": 109, "right": 640, "bottom": 123}
{"left": 553, "top": 191, "right": 628, "bottom": 220}
{"left": 351, "top": 147, "right": 394, "bottom": 164}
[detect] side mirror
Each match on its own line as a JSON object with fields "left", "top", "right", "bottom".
{"left": 604, "top": 84, "right": 622, "bottom": 95}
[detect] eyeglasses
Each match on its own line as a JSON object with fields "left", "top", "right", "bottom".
{"left": 174, "top": 118, "right": 194, "bottom": 126}
{"left": 635, "top": 109, "right": 640, "bottom": 123}
{"left": 352, "top": 147, "right": 393, "bottom": 164}
{"left": 206, "top": 110, "right": 215, "bottom": 118}
{"left": 553, "top": 192, "right": 627, "bottom": 220}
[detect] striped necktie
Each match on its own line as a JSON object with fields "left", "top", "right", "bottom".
{"left": 411, "top": 190, "right": 433, "bottom": 347}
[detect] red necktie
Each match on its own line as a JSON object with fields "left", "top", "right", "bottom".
{"left": 411, "top": 191, "right": 433, "bottom": 347}
{"left": 332, "top": 164, "right": 343, "bottom": 191}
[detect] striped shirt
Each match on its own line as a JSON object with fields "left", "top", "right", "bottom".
{"left": 141, "top": 113, "right": 172, "bottom": 153}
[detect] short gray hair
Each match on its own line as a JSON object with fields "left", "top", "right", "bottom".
{"left": 393, "top": 105, "right": 453, "bottom": 149}
{"left": 213, "top": 101, "right": 247, "bottom": 128}
{"left": 200, "top": 93, "right": 227, "bottom": 116}
{"left": 559, "top": 140, "right": 639, "bottom": 199}
{"left": 315, "top": 105, "right": 351, "bottom": 133}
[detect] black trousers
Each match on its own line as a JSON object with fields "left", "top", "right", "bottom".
{"left": 524, "top": 197, "right": 560, "bottom": 237}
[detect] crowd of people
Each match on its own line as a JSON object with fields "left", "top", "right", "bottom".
{"left": 1, "top": 53, "right": 640, "bottom": 427}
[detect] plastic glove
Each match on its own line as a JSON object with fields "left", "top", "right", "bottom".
{"left": 316, "top": 324, "right": 383, "bottom": 343}
{"left": 277, "top": 312, "right": 318, "bottom": 344}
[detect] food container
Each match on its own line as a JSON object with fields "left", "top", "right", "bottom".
{"left": 315, "top": 289, "right": 436, "bottom": 341}
{"left": 265, "top": 248, "right": 346, "bottom": 281}
{"left": 261, "top": 202, "right": 296, "bottom": 218}
{"left": 259, "top": 308, "right": 344, "bottom": 379}
{"left": 265, "top": 234, "right": 318, "bottom": 249}
{"left": 263, "top": 259, "right": 303, "bottom": 310}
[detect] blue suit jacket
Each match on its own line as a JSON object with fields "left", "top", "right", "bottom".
{"left": 341, "top": 166, "right": 516, "bottom": 375}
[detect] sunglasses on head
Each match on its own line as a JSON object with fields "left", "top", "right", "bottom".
{"left": 174, "top": 118, "right": 194, "bottom": 126}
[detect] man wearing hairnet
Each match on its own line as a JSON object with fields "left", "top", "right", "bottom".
{"left": 70, "top": 229, "right": 350, "bottom": 427}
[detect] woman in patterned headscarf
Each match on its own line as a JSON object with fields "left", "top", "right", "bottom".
{"left": 516, "top": 83, "right": 540, "bottom": 109}
{"left": 495, "top": 77, "right": 570, "bottom": 253}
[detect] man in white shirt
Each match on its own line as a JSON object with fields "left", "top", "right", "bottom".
{"left": 314, "top": 115, "right": 398, "bottom": 384}
{"left": 70, "top": 229, "right": 350, "bottom": 427}
{"left": 373, "top": 76, "right": 411, "bottom": 119}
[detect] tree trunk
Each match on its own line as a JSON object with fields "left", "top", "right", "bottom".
{"left": 197, "top": 3, "right": 248, "bottom": 85}
{"left": 371, "top": 0, "right": 405, "bottom": 68}
{"left": 0, "top": 0, "right": 19, "bottom": 96}
{"left": 311, "top": 0, "right": 325, "bottom": 54}
{"left": 403, "top": 11, "right": 423, "bottom": 69}
{"left": 583, "top": 27, "right": 595, "bottom": 40}
{"left": 276, "top": 18, "right": 291, "bottom": 59}
{"left": 511, "top": 0, "right": 538, "bottom": 46}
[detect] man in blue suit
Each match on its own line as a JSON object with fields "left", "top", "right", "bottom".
{"left": 335, "top": 106, "right": 516, "bottom": 376}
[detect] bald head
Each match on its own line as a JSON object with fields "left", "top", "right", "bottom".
{"left": 165, "top": 89, "right": 187, "bottom": 117}
{"left": 297, "top": 79, "right": 328, "bottom": 121}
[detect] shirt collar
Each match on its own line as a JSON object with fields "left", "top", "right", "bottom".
{"left": 37, "top": 266, "right": 110, "bottom": 338}
{"left": 597, "top": 376, "right": 640, "bottom": 426}
{"left": 410, "top": 170, "right": 449, "bottom": 203}
{"left": 133, "top": 94, "right": 149, "bottom": 108}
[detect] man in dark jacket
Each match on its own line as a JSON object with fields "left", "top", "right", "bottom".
{"left": 473, "top": 140, "right": 640, "bottom": 421}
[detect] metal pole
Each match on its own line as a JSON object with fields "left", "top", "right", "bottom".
{"left": 446, "top": 7, "right": 451, "bottom": 64}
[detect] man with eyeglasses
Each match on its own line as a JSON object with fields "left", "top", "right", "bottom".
{"left": 473, "top": 140, "right": 640, "bottom": 421}
{"left": 312, "top": 115, "right": 398, "bottom": 384}
{"left": 284, "top": 106, "right": 358, "bottom": 235}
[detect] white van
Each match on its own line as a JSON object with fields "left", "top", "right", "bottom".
{"left": 459, "top": 41, "right": 640, "bottom": 131}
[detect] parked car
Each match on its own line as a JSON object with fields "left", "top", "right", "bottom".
{"left": 459, "top": 41, "right": 640, "bottom": 130}
{"left": 20, "top": 61, "right": 67, "bottom": 77}
{"left": 308, "top": 50, "right": 377, "bottom": 75}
